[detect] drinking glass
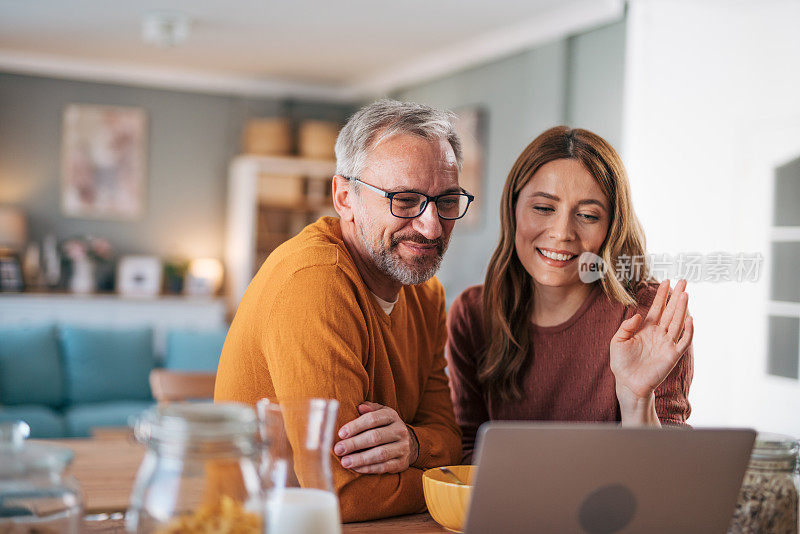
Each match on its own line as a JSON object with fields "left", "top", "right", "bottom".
{"left": 256, "top": 398, "right": 341, "bottom": 534}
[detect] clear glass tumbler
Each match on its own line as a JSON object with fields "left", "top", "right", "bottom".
{"left": 256, "top": 398, "right": 341, "bottom": 534}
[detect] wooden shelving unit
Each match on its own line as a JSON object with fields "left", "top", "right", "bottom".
{"left": 225, "top": 154, "right": 337, "bottom": 312}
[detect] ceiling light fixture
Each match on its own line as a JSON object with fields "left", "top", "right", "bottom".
{"left": 141, "top": 10, "right": 191, "bottom": 48}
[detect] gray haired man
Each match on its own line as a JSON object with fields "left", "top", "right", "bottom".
{"left": 216, "top": 100, "right": 474, "bottom": 521}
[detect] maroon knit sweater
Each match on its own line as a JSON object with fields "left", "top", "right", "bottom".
{"left": 446, "top": 282, "right": 694, "bottom": 463}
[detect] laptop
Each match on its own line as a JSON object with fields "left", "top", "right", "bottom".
{"left": 465, "top": 423, "right": 755, "bottom": 534}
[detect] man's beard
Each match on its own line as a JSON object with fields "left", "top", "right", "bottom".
{"left": 355, "top": 210, "right": 449, "bottom": 286}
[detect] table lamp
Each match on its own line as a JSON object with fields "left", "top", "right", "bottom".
{"left": 185, "top": 258, "right": 224, "bottom": 296}
{"left": 0, "top": 205, "right": 27, "bottom": 253}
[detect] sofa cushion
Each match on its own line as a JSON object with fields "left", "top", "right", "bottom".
{"left": 0, "top": 324, "right": 64, "bottom": 407}
{"left": 64, "top": 401, "right": 154, "bottom": 438}
{"left": 165, "top": 328, "right": 227, "bottom": 371}
{"left": 60, "top": 326, "right": 155, "bottom": 403}
{"left": 0, "top": 405, "right": 66, "bottom": 438}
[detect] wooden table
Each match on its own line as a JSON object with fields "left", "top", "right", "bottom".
{"left": 38, "top": 437, "right": 144, "bottom": 515}
{"left": 83, "top": 513, "right": 444, "bottom": 533}
{"left": 37, "top": 438, "right": 447, "bottom": 533}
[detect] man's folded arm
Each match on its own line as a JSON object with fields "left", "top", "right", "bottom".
{"left": 263, "top": 266, "right": 433, "bottom": 522}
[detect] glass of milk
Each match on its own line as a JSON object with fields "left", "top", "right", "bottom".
{"left": 256, "top": 398, "right": 341, "bottom": 534}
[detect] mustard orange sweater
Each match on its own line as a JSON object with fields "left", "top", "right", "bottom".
{"left": 215, "top": 217, "right": 462, "bottom": 522}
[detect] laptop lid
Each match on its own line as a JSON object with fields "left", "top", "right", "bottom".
{"left": 465, "top": 423, "right": 755, "bottom": 534}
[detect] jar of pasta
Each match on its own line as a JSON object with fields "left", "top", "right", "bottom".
{"left": 126, "top": 402, "right": 263, "bottom": 533}
{"left": 729, "top": 433, "right": 799, "bottom": 534}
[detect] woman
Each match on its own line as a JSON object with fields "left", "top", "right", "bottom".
{"left": 447, "top": 126, "right": 694, "bottom": 462}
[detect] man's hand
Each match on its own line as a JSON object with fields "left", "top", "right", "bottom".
{"left": 333, "top": 401, "right": 419, "bottom": 474}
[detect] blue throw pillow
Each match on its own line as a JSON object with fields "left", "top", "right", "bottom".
{"left": 0, "top": 324, "right": 64, "bottom": 407}
{"left": 165, "top": 329, "right": 227, "bottom": 371}
{"left": 60, "top": 326, "right": 155, "bottom": 403}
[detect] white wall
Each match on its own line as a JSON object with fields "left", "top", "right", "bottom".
{"left": 623, "top": 0, "right": 800, "bottom": 436}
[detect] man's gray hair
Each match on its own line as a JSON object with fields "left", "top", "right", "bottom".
{"left": 335, "top": 99, "right": 463, "bottom": 182}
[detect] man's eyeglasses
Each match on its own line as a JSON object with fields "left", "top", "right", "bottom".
{"left": 343, "top": 177, "right": 474, "bottom": 220}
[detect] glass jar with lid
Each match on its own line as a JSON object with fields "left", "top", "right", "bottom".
{"left": 0, "top": 420, "right": 83, "bottom": 533}
{"left": 126, "top": 402, "right": 263, "bottom": 533}
{"left": 729, "top": 432, "right": 799, "bottom": 534}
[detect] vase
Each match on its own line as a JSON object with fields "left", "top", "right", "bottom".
{"left": 70, "top": 258, "right": 96, "bottom": 294}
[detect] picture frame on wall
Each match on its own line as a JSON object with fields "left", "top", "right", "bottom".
{"left": 453, "top": 106, "right": 487, "bottom": 228}
{"left": 61, "top": 104, "right": 147, "bottom": 220}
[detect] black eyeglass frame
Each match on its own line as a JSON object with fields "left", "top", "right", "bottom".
{"left": 341, "top": 176, "right": 475, "bottom": 220}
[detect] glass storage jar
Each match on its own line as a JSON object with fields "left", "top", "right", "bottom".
{"left": 0, "top": 420, "right": 83, "bottom": 533}
{"left": 126, "top": 402, "right": 263, "bottom": 533}
{"left": 729, "top": 432, "right": 799, "bottom": 534}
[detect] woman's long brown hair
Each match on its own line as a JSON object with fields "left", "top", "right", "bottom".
{"left": 480, "top": 126, "right": 650, "bottom": 402}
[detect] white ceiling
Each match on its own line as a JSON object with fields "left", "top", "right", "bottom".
{"left": 0, "top": 0, "right": 623, "bottom": 101}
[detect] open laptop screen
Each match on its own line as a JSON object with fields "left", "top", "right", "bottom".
{"left": 467, "top": 423, "right": 755, "bottom": 534}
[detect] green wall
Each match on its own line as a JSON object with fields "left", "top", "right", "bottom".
{"left": 0, "top": 73, "right": 351, "bottom": 260}
{"left": 0, "top": 17, "right": 624, "bottom": 297}
{"left": 393, "top": 19, "right": 627, "bottom": 303}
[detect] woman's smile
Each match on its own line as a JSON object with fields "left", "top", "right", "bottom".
{"left": 536, "top": 247, "right": 577, "bottom": 265}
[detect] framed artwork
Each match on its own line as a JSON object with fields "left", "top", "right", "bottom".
{"left": 453, "top": 106, "right": 487, "bottom": 228}
{"left": 61, "top": 104, "right": 147, "bottom": 220}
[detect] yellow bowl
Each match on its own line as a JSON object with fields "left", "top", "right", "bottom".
{"left": 422, "top": 465, "right": 476, "bottom": 533}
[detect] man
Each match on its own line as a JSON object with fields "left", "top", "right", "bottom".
{"left": 215, "top": 99, "right": 473, "bottom": 522}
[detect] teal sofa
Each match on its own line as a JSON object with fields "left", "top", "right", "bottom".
{"left": 0, "top": 324, "right": 226, "bottom": 438}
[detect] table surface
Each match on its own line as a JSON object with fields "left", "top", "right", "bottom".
{"left": 82, "top": 514, "right": 444, "bottom": 533}
{"left": 38, "top": 437, "right": 144, "bottom": 515}
{"left": 36, "top": 437, "right": 447, "bottom": 533}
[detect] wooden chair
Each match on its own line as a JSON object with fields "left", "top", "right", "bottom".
{"left": 149, "top": 369, "right": 217, "bottom": 403}
{"left": 91, "top": 426, "right": 134, "bottom": 441}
